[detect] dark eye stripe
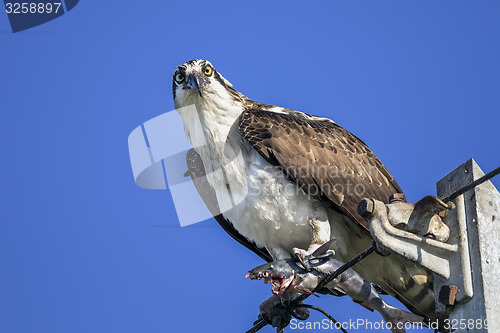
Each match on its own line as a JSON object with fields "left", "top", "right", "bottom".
{"left": 174, "top": 68, "right": 187, "bottom": 79}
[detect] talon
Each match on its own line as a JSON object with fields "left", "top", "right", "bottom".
{"left": 293, "top": 249, "right": 312, "bottom": 271}
{"left": 314, "top": 249, "right": 335, "bottom": 259}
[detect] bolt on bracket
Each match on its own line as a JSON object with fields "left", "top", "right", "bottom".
{"left": 357, "top": 194, "right": 473, "bottom": 312}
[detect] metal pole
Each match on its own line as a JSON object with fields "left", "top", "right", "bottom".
{"left": 436, "top": 159, "right": 500, "bottom": 332}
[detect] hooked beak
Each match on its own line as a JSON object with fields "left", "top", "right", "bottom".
{"left": 185, "top": 72, "right": 206, "bottom": 97}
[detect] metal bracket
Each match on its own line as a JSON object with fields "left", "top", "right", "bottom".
{"left": 357, "top": 194, "right": 474, "bottom": 316}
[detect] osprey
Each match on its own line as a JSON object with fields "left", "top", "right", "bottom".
{"left": 174, "top": 59, "right": 435, "bottom": 320}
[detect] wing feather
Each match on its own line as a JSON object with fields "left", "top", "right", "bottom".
{"left": 239, "top": 109, "right": 403, "bottom": 231}
{"left": 185, "top": 148, "right": 273, "bottom": 262}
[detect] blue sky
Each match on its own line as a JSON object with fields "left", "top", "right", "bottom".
{"left": 1, "top": 1, "right": 499, "bottom": 332}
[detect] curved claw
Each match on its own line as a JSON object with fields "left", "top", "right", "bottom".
{"left": 314, "top": 249, "right": 335, "bottom": 260}
{"left": 292, "top": 248, "right": 312, "bottom": 271}
{"left": 293, "top": 246, "right": 335, "bottom": 271}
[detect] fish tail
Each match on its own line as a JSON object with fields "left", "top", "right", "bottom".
{"left": 381, "top": 304, "right": 427, "bottom": 333}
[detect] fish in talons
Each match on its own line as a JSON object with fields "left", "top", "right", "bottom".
{"left": 245, "top": 246, "right": 427, "bottom": 333}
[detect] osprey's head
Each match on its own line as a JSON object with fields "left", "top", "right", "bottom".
{"left": 172, "top": 59, "right": 234, "bottom": 107}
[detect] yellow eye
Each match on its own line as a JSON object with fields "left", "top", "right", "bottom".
{"left": 204, "top": 66, "right": 213, "bottom": 76}
{"left": 175, "top": 73, "right": 184, "bottom": 83}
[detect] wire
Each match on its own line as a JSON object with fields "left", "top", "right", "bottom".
{"left": 291, "top": 304, "right": 349, "bottom": 333}
{"left": 442, "top": 165, "right": 500, "bottom": 202}
{"left": 245, "top": 164, "right": 500, "bottom": 333}
{"left": 310, "top": 246, "right": 375, "bottom": 295}
{"left": 246, "top": 246, "right": 375, "bottom": 333}
{"left": 245, "top": 320, "right": 267, "bottom": 333}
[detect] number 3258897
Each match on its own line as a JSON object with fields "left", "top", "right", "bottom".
{"left": 5, "top": 3, "right": 62, "bottom": 14}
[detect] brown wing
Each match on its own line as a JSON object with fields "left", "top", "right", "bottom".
{"left": 185, "top": 148, "right": 273, "bottom": 262}
{"left": 239, "top": 109, "right": 403, "bottom": 231}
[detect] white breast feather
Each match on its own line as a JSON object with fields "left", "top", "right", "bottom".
{"left": 176, "top": 84, "right": 318, "bottom": 256}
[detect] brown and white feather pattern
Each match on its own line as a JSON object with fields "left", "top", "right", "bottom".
{"left": 239, "top": 107, "right": 403, "bottom": 231}
{"left": 237, "top": 106, "right": 435, "bottom": 318}
{"left": 174, "top": 59, "right": 435, "bottom": 320}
